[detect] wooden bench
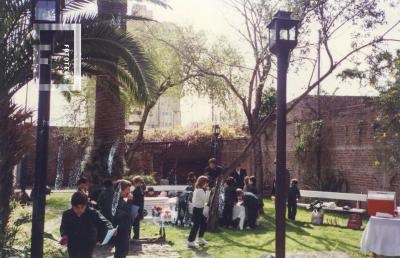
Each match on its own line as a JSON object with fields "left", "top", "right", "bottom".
{"left": 298, "top": 190, "right": 367, "bottom": 214}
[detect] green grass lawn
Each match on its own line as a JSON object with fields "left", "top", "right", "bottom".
{"left": 44, "top": 193, "right": 367, "bottom": 258}
{"left": 142, "top": 201, "right": 366, "bottom": 258}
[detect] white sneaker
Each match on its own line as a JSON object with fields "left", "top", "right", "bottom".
{"left": 198, "top": 238, "right": 207, "bottom": 246}
{"left": 187, "top": 241, "right": 196, "bottom": 248}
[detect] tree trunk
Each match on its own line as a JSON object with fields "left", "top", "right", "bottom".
{"left": 253, "top": 138, "right": 264, "bottom": 194}
{"left": 126, "top": 102, "right": 154, "bottom": 167}
{"left": 207, "top": 177, "right": 222, "bottom": 232}
{"left": 0, "top": 100, "right": 13, "bottom": 239}
{"left": 0, "top": 98, "right": 32, "bottom": 249}
{"left": 87, "top": 0, "right": 128, "bottom": 184}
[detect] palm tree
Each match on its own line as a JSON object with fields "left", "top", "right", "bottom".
{"left": 69, "top": 13, "right": 157, "bottom": 185}
{"left": 85, "top": 0, "right": 169, "bottom": 186}
{"left": 0, "top": 0, "right": 158, "bottom": 250}
{"left": 0, "top": 0, "right": 34, "bottom": 244}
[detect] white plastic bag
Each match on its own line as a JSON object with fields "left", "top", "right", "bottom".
{"left": 203, "top": 206, "right": 210, "bottom": 218}
{"left": 311, "top": 209, "right": 324, "bottom": 225}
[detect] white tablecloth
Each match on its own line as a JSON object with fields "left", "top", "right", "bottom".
{"left": 232, "top": 205, "right": 246, "bottom": 230}
{"left": 360, "top": 216, "right": 400, "bottom": 256}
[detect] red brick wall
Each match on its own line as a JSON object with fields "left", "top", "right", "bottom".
{"left": 22, "top": 96, "right": 399, "bottom": 200}
{"left": 23, "top": 127, "right": 86, "bottom": 187}
{"left": 263, "top": 96, "right": 399, "bottom": 199}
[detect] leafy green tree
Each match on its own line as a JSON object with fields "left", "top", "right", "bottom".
{"left": 340, "top": 50, "right": 400, "bottom": 189}
{"left": 124, "top": 23, "right": 212, "bottom": 164}
{"left": 188, "top": 0, "right": 398, "bottom": 230}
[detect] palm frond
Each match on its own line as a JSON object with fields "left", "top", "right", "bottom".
{"left": 141, "top": 0, "right": 171, "bottom": 9}
{"left": 83, "top": 57, "right": 149, "bottom": 104}
{"left": 62, "top": 0, "right": 96, "bottom": 12}
{"left": 80, "top": 19, "right": 156, "bottom": 95}
{"left": 0, "top": 0, "right": 33, "bottom": 96}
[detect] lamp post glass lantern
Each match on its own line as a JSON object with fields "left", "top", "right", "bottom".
{"left": 213, "top": 124, "right": 221, "bottom": 138}
{"left": 268, "top": 11, "right": 300, "bottom": 54}
{"left": 268, "top": 10, "right": 299, "bottom": 258}
{"left": 34, "top": 0, "right": 60, "bottom": 23}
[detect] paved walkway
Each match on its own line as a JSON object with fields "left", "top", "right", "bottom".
{"left": 261, "top": 252, "right": 353, "bottom": 258}
{"left": 93, "top": 239, "right": 181, "bottom": 258}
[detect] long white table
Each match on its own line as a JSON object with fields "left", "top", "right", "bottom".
{"left": 145, "top": 185, "right": 188, "bottom": 192}
{"left": 360, "top": 216, "right": 400, "bottom": 256}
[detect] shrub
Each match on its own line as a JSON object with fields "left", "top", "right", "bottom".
{"left": 124, "top": 174, "right": 157, "bottom": 185}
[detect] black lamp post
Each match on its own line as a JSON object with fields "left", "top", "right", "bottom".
{"left": 267, "top": 10, "right": 300, "bottom": 258}
{"left": 212, "top": 124, "right": 221, "bottom": 158}
{"left": 31, "top": 1, "right": 60, "bottom": 257}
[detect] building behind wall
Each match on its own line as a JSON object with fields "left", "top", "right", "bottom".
{"left": 126, "top": 94, "right": 182, "bottom": 130}
{"left": 131, "top": 3, "right": 153, "bottom": 19}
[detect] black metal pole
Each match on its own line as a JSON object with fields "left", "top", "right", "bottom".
{"left": 275, "top": 49, "right": 289, "bottom": 258}
{"left": 31, "top": 29, "right": 53, "bottom": 258}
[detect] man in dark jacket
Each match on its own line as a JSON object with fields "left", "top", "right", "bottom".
{"left": 237, "top": 189, "right": 259, "bottom": 229}
{"left": 60, "top": 191, "right": 114, "bottom": 258}
{"left": 204, "top": 158, "right": 223, "bottom": 189}
{"left": 287, "top": 179, "right": 301, "bottom": 221}
{"left": 222, "top": 177, "right": 238, "bottom": 227}
{"left": 113, "top": 180, "right": 133, "bottom": 258}
{"left": 131, "top": 176, "right": 145, "bottom": 240}
{"left": 229, "top": 164, "right": 247, "bottom": 189}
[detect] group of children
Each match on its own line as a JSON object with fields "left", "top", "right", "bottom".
{"left": 60, "top": 176, "right": 145, "bottom": 258}
{"left": 222, "top": 175, "right": 263, "bottom": 229}
{"left": 187, "top": 159, "right": 302, "bottom": 248}
{"left": 186, "top": 160, "right": 265, "bottom": 248}
{"left": 60, "top": 162, "right": 302, "bottom": 255}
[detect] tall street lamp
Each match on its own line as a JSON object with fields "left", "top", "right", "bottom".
{"left": 31, "top": 1, "right": 60, "bottom": 257}
{"left": 212, "top": 124, "right": 221, "bottom": 158}
{"left": 268, "top": 10, "right": 300, "bottom": 258}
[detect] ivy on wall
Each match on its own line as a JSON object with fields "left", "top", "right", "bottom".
{"left": 294, "top": 120, "right": 323, "bottom": 162}
{"left": 294, "top": 120, "right": 347, "bottom": 191}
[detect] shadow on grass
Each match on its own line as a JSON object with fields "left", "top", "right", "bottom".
{"left": 213, "top": 232, "right": 275, "bottom": 253}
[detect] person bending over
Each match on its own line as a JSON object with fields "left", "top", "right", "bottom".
{"left": 236, "top": 189, "right": 259, "bottom": 229}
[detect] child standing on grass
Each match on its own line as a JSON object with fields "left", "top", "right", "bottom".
{"left": 60, "top": 191, "right": 114, "bottom": 258}
{"left": 287, "top": 179, "right": 301, "bottom": 221}
{"left": 187, "top": 176, "right": 210, "bottom": 248}
{"left": 131, "top": 176, "right": 145, "bottom": 240}
{"left": 222, "top": 177, "right": 237, "bottom": 227}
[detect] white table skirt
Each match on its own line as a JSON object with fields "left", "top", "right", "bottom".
{"left": 232, "top": 205, "right": 246, "bottom": 230}
{"left": 360, "top": 216, "right": 400, "bottom": 256}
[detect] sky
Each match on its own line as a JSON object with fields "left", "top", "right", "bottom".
{"left": 13, "top": 0, "right": 400, "bottom": 127}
